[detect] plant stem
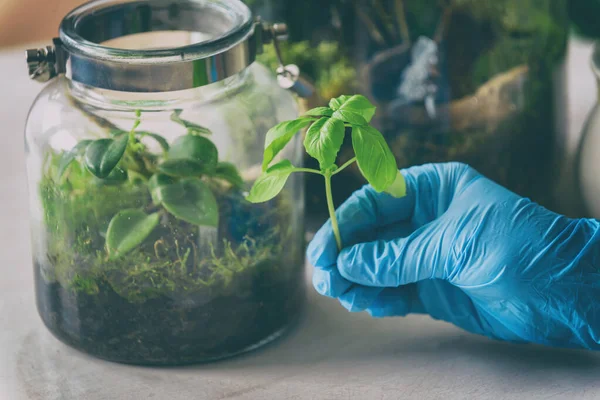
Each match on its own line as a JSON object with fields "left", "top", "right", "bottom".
{"left": 128, "top": 112, "right": 142, "bottom": 144}
{"left": 292, "top": 167, "right": 323, "bottom": 175}
{"left": 324, "top": 172, "right": 342, "bottom": 251}
{"left": 332, "top": 157, "right": 357, "bottom": 175}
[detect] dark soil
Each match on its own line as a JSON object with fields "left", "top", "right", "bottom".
{"left": 34, "top": 262, "right": 305, "bottom": 366}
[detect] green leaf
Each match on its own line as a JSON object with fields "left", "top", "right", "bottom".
{"left": 351, "top": 125, "right": 397, "bottom": 192}
{"left": 138, "top": 131, "right": 170, "bottom": 152}
{"left": 109, "top": 128, "right": 126, "bottom": 137}
{"left": 214, "top": 162, "right": 244, "bottom": 187}
{"left": 149, "top": 173, "right": 178, "bottom": 204}
{"left": 95, "top": 167, "right": 128, "bottom": 185}
{"left": 304, "top": 107, "right": 333, "bottom": 117}
{"left": 329, "top": 95, "right": 351, "bottom": 110}
{"left": 170, "top": 110, "right": 212, "bottom": 135}
{"left": 331, "top": 109, "right": 367, "bottom": 126}
{"left": 303, "top": 117, "right": 345, "bottom": 169}
{"left": 158, "top": 159, "right": 204, "bottom": 177}
{"left": 84, "top": 134, "right": 129, "bottom": 179}
{"left": 384, "top": 170, "right": 406, "bottom": 198}
{"left": 329, "top": 94, "right": 376, "bottom": 123}
{"left": 246, "top": 160, "right": 295, "bottom": 203}
{"left": 262, "top": 117, "right": 313, "bottom": 171}
{"left": 106, "top": 209, "right": 160, "bottom": 259}
{"left": 128, "top": 170, "right": 148, "bottom": 185}
{"left": 57, "top": 140, "right": 92, "bottom": 178}
{"left": 168, "top": 135, "right": 218, "bottom": 173}
{"left": 152, "top": 177, "right": 218, "bottom": 226}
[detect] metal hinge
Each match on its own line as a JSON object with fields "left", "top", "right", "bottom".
{"left": 258, "top": 21, "right": 315, "bottom": 99}
{"left": 25, "top": 38, "right": 65, "bottom": 83}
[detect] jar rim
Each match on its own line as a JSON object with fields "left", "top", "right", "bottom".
{"left": 59, "top": 0, "right": 255, "bottom": 64}
{"left": 51, "top": 0, "right": 265, "bottom": 92}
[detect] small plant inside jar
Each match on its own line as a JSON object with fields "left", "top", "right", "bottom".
{"left": 247, "top": 94, "right": 406, "bottom": 249}
{"left": 37, "top": 108, "right": 303, "bottom": 365}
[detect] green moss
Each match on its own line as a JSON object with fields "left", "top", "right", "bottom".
{"left": 70, "top": 274, "right": 100, "bottom": 295}
{"left": 39, "top": 148, "right": 292, "bottom": 304}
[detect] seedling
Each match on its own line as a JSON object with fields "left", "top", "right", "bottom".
{"left": 247, "top": 94, "right": 406, "bottom": 250}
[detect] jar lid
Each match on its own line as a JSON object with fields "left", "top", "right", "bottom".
{"left": 26, "top": 0, "right": 280, "bottom": 92}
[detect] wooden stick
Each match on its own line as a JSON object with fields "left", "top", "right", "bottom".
{"left": 434, "top": 4, "right": 454, "bottom": 44}
{"left": 394, "top": 0, "right": 411, "bottom": 45}
{"left": 353, "top": 0, "right": 387, "bottom": 46}
{"left": 372, "top": 0, "right": 397, "bottom": 41}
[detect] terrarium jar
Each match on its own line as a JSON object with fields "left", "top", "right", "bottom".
{"left": 24, "top": 0, "right": 305, "bottom": 365}
{"left": 579, "top": 42, "right": 600, "bottom": 218}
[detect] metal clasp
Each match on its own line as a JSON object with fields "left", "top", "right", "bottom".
{"left": 26, "top": 38, "right": 65, "bottom": 83}
{"left": 260, "top": 22, "right": 315, "bottom": 99}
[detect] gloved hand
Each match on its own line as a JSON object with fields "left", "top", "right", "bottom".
{"left": 308, "top": 162, "right": 600, "bottom": 349}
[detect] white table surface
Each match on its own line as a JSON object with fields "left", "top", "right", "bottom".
{"left": 2, "top": 38, "right": 600, "bottom": 400}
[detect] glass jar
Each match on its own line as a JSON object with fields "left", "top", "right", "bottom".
{"left": 24, "top": 0, "right": 305, "bottom": 365}
{"left": 578, "top": 43, "right": 600, "bottom": 218}
{"left": 250, "top": 0, "right": 569, "bottom": 217}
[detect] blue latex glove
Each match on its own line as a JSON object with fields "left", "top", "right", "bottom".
{"left": 308, "top": 162, "right": 600, "bottom": 349}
